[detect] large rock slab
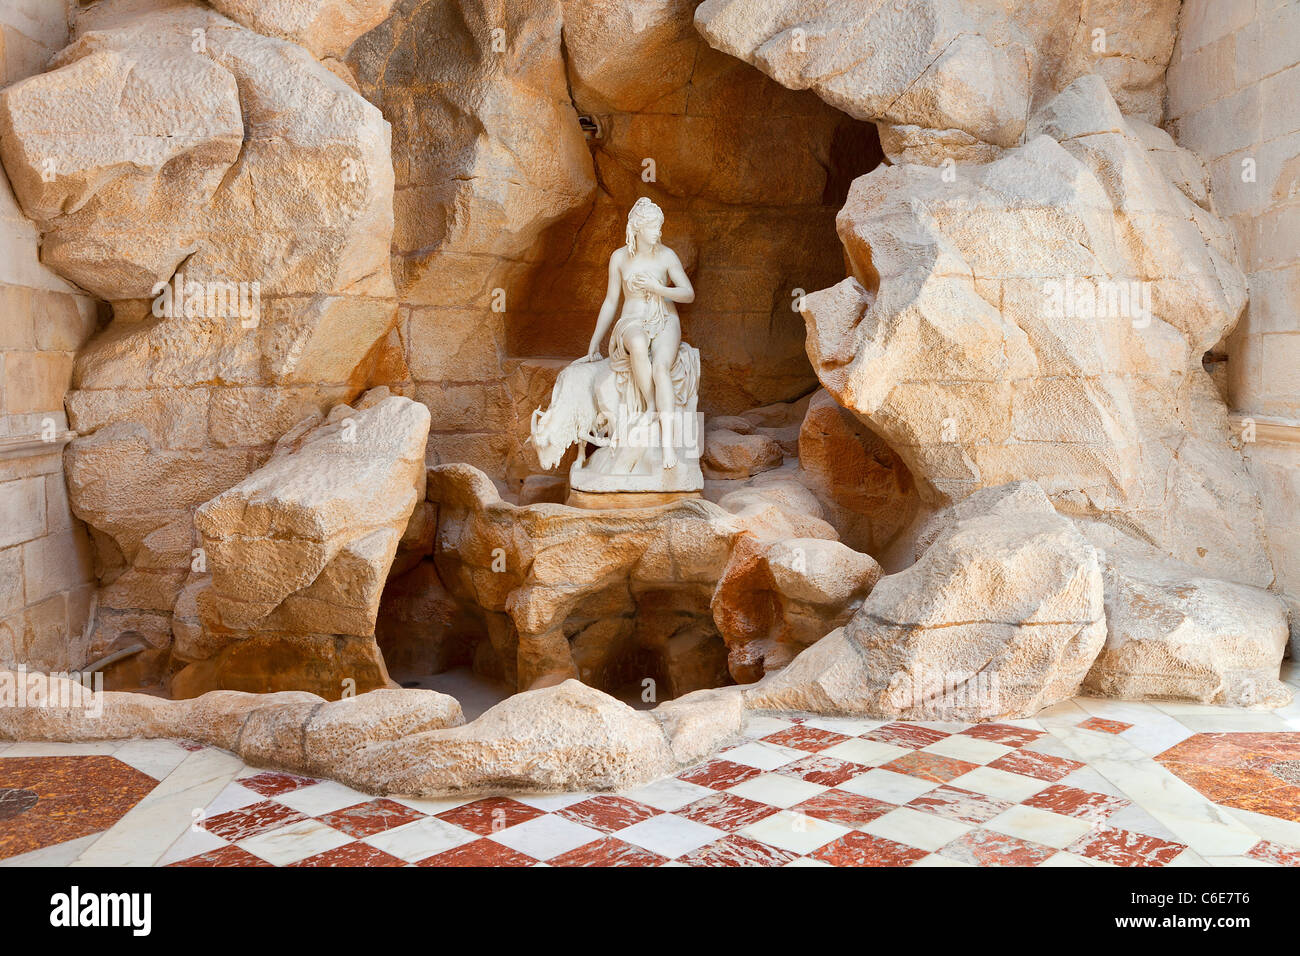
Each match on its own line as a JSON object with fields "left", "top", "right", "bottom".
{"left": 1080, "top": 527, "right": 1292, "bottom": 709}
{"left": 170, "top": 390, "right": 430, "bottom": 698}
{"left": 0, "top": 0, "right": 402, "bottom": 658}
{"left": 420, "top": 462, "right": 872, "bottom": 693}
{"left": 694, "top": 0, "right": 1180, "bottom": 145}
{"left": 208, "top": 0, "right": 396, "bottom": 59}
{"left": 801, "top": 76, "right": 1272, "bottom": 589}
{"left": 748, "top": 482, "right": 1107, "bottom": 720}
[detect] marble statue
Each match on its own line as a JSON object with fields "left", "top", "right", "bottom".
{"left": 531, "top": 198, "right": 704, "bottom": 495}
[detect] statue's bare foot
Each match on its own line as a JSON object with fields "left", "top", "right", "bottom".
{"left": 663, "top": 447, "right": 678, "bottom": 469}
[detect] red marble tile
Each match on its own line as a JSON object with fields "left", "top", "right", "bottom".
{"left": 289, "top": 842, "right": 407, "bottom": 867}
{"left": 810, "top": 830, "right": 929, "bottom": 867}
{"left": 678, "top": 758, "right": 765, "bottom": 791}
{"left": 678, "top": 835, "right": 800, "bottom": 867}
{"left": 863, "top": 723, "right": 950, "bottom": 750}
{"left": 761, "top": 725, "right": 851, "bottom": 753}
{"left": 1022, "top": 784, "right": 1130, "bottom": 823}
{"left": 959, "top": 723, "right": 1045, "bottom": 748}
{"left": 202, "top": 800, "right": 308, "bottom": 841}
{"left": 1157, "top": 760, "right": 1280, "bottom": 803}
{"left": 549, "top": 837, "right": 666, "bottom": 867}
{"left": 0, "top": 756, "right": 160, "bottom": 860}
{"left": 558, "top": 795, "right": 660, "bottom": 833}
{"left": 676, "top": 792, "right": 781, "bottom": 831}
{"left": 435, "top": 797, "right": 545, "bottom": 836}
{"left": 169, "top": 845, "right": 272, "bottom": 867}
{"left": 176, "top": 740, "right": 206, "bottom": 752}
{"left": 1245, "top": 839, "right": 1300, "bottom": 867}
{"left": 238, "top": 771, "right": 320, "bottom": 798}
{"left": 907, "top": 785, "right": 1012, "bottom": 825}
{"left": 792, "top": 789, "right": 896, "bottom": 828}
{"left": 880, "top": 751, "right": 979, "bottom": 784}
{"left": 1220, "top": 783, "right": 1300, "bottom": 823}
{"left": 1066, "top": 826, "right": 1187, "bottom": 867}
{"left": 987, "top": 749, "right": 1084, "bottom": 782}
{"left": 316, "top": 798, "right": 426, "bottom": 839}
{"left": 1078, "top": 716, "right": 1132, "bottom": 735}
{"left": 417, "top": 838, "right": 536, "bottom": 867}
{"left": 940, "top": 829, "right": 1056, "bottom": 867}
{"left": 776, "top": 754, "right": 860, "bottom": 787}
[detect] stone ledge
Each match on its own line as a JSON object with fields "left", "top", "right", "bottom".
{"left": 1229, "top": 414, "right": 1300, "bottom": 445}
{"left": 0, "top": 430, "right": 75, "bottom": 460}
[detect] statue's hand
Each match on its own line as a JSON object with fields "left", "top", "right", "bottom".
{"left": 584, "top": 348, "right": 602, "bottom": 363}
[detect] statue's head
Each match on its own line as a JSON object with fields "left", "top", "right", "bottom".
{"left": 625, "top": 197, "right": 664, "bottom": 255}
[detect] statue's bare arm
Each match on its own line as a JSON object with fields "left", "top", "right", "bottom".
{"left": 587, "top": 249, "right": 623, "bottom": 359}
{"left": 639, "top": 249, "right": 694, "bottom": 304}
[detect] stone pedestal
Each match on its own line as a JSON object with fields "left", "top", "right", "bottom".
{"left": 566, "top": 488, "right": 703, "bottom": 510}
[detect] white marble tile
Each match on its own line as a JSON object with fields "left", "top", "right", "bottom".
{"left": 797, "top": 717, "right": 886, "bottom": 736}
{"left": 111, "top": 739, "right": 191, "bottom": 780}
{"left": 985, "top": 804, "right": 1095, "bottom": 849}
{"left": 363, "top": 817, "right": 477, "bottom": 862}
{"left": 910, "top": 852, "right": 973, "bottom": 867}
{"left": 1174, "top": 714, "right": 1294, "bottom": 733}
{"left": 275, "top": 779, "right": 374, "bottom": 816}
{"left": 489, "top": 815, "right": 604, "bottom": 861}
{"left": 740, "top": 715, "right": 797, "bottom": 738}
{"left": 945, "top": 766, "right": 1050, "bottom": 802}
{"left": 863, "top": 807, "right": 970, "bottom": 851}
{"left": 3, "top": 740, "right": 121, "bottom": 757}
{"left": 1204, "top": 854, "right": 1275, "bottom": 867}
{"left": 1056, "top": 765, "right": 1129, "bottom": 799}
{"left": 920, "top": 734, "right": 1013, "bottom": 764}
{"left": 155, "top": 826, "right": 229, "bottom": 866}
{"left": 837, "top": 768, "right": 939, "bottom": 804}
{"left": 616, "top": 777, "right": 714, "bottom": 812}
{"left": 1220, "top": 806, "right": 1300, "bottom": 850}
{"left": 818, "top": 737, "right": 910, "bottom": 767}
{"left": 202, "top": 782, "right": 265, "bottom": 817}
{"left": 738, "top": 811, "right": 849, "bottom": 854}
{"left": 1115, "top": 715, "right": 1195, "bottom": 757}
{"left": 718, "top": 740, "right": 804, "bottom": 771}
{"left": 513, "top": 792, "right": 593, "bottom": 812}
{"left": 725, "top": 772, "right": 827, "bottom": 808}
{"left": 1039, "top": 850, "right": 1112, "bottom": 867}
{"left": 1164, "top": 847, "right": 1210, "bottom": 866}
{"left": 387, "top": 794, "right": 477, "bottom": 815}
{"left": 784, "top": 855, "right": 833, "bottom": 867}
{"left": 617, "top": 814, "right": 724, "bottom": 858}
{"left": 236, "top": 819, "right": 352, "bottom": 866}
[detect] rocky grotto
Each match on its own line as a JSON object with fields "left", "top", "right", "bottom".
{"left": 0, "top": 0, "right": 1297, "bottom": 871}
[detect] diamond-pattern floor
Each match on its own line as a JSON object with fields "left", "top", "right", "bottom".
{"left": 3, "top": 667, "right": 1300, "bottom": 867}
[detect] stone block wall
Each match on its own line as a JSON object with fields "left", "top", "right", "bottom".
{"left": 1166, "top": 0, "right": 1300, "bottom": 642}
{"left": 0, "top": 0, "right": 98, "bottom": 670}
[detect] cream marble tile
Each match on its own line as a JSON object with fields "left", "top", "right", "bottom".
{"left": 1174, "top": 714, "right": 1294, "bottom": 733}
{"left": 863, "top": 807, "right": 970, "bottom": 851}
{"left": 738, "top": 811, "right": 850, "bottom": 854}
{"left": 155, "top": 826, "right": 228, "bottom": 866}
{"left": 615, "top": 776, "right": 713, "bottom": 812}
{"left": 838, "top": 768, "right": 939, "bottom": 804}
{"left": 920, "top": 734, "right": 1014, "bottom": 764}
{"left": 797, "top": 717, "right": 887, "bottom": 736}
{"left": 719, "top": 740, "right": 804, "bottom": 770}
{"left": 489, "top": 815, "right": 604, "bottom": 861}
{"left": 514, "top": 792, "right": 592, "bottom": 812}
{"left": 945, "top": 766, "right": 1050, "bottom": 803}
{"left": 910, "top": 852, "right": 973, "bottom": 867}
{"left": 985, "top": 804, "right": 1095, "bottom": 849}
{"left": 1220, "top": 806, "right": 1300, "bottom": 850}
{"left": 784, "top": 855, "right": 833, "bottom": 867}
{"left": 1040, "top": 850, "right": 1114, "bottom": 867}
{"left": 1164, "top": 847, "right": 1210, "bottom": 866}
{"left": 363, "top": 817, "right": 477, "bottom": 862}
{"left": 818, "top": 737, "right": 910, "bottom": 767}
{"left": 740, "top": 715, "right": 797, "bottom": 738}
{"left": 3, "top": 740, "right": 121, "bottom": 757}
{"left": 111, "top": 738, "right": 191, "bottom": 781}
{"left": 275, "top": 779, "right": 375, "bottom": 816}
{"left": 236, "top": 819, "right": 351, "bottom": 866}
{"left": 726, "top": 772, "right": 827, "bottom": 808}
{"left": 1204, "top": 855, "right": 1276, "bottom": 867}
{"left": 388, "top": 793, "right": 477, "bottom": 814}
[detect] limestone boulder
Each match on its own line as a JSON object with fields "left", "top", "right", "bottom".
{"left": 694, "top": 0, "right": 1180, "bottom": 146}
{"left": 208, "top": 0, "right": 396, "bottom": 59}
{"left": 796, "top": 388, "right": 917, "bottom": 558}
{"left": 3, "top": 0, "right": 401, "bottom": 651}
{"left": 170, "top": 391, "right": 430, "bottom": 698}
{"left": 418, "top": 462, "right": 865, "bottom": 694}
{"left": 1080, "top": 527, "right": 1292, "bottom": 708}
{"left": 748, "top": 482, "right": 1107, "bottom": 721}
{"left": 800, "top": 76, "right": 1272, "bottom": 588}
{"left": 702, "top": 428, "right": 784, "bottom": 479}
{"left": 712, "top": 534, "right": 881, "bottom": 682}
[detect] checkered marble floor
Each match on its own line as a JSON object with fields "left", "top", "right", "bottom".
{"left": 3, "top": 665, "right": 1300, "bottom": 867}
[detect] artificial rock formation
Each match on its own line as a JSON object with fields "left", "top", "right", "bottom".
{"left": 0, "top": 0, "right": 401, "bottom": 668}
{"left": 171, "top": 390, "right": 430, "bottom": 699}
{"left": 0, "top": 672, "right": 744, "bottom": 797}
{"left": 801, "top": 75, "right": 1272, "bottom": 589}
{"left": 748, "top": 482, "right": 1107, "bottom": 721}
{"left": 414, "top": 462, "right": 877, "bottom": 694}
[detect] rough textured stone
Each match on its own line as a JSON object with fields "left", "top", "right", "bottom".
{"left": 171, "top": 391, "right": 430, "bottom": 698}
{"left": 208, "top": 0, "right": 396, "bottom": 59}
{"left": 801, "top": 76, "right": 1273, "bottom": 588}
{"left": 747, "top": 483, "right": 1107, "bottom": 721}
{"left": 1080, "top": 526, "right": 1292, "bottom": 708}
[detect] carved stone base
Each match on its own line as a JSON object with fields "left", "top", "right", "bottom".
{"left": 565, "top": 488, "right": 704, "bottom": 510}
